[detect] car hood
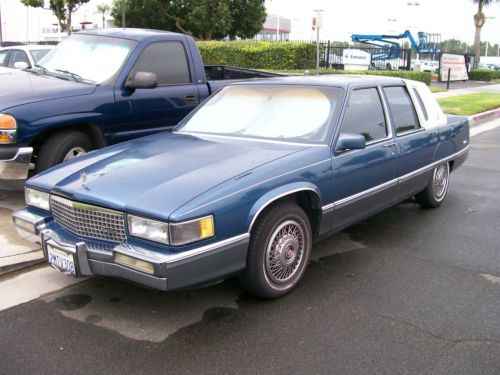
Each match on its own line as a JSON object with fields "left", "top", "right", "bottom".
{"left": 0, "top": 70, "right": 96, "bottom": 110}
{"left": 28, "top": 133, "right": 306, "bottom": 220}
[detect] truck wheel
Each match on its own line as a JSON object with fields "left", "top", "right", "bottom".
{"left": 36, "top": 131, "right": 92, "bottom": 173}
{"left": 240, "top": 202, "right": 312, "bottom": 298}
{"left": 416, "top": 162, "right": 450, "bottom": 208}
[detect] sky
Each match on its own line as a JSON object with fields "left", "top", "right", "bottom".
{"left": 265, "top": 0, "right": 500, "bottom": 44}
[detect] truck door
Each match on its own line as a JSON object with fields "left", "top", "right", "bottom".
{"left": 382, "top": 85, "right": 439, "bottom": 201}
{"left": 111, "top": 41, "right": 200, "bottom": 144}
{"left": 331, "top": 87, "right": 398, "bottom": 231}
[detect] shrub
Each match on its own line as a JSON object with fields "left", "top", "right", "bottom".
{"left": 197, "top": 41, "right": 316, "bottom": 70}
{"left": 469, "top": 69, "right": 496, "bottom": 81}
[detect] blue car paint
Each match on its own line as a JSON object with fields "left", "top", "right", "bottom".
{"left": 16, "top": 76, "right": 470, "bottom": 291}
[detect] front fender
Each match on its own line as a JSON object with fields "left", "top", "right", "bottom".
{"left": 246, "top": 182, "right": 323, "bottom": 232}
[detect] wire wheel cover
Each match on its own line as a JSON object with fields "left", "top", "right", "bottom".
{"left": 433, "top": 163, "right": 449, "bottom": 200}
{"left": 266, "top": 220, "right": 305, "bottom": 284}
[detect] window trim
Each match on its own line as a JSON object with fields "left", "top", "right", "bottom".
{"left": 131, "top": 40, "right": 192, "bottom": 87}
{"left": 382, "top": 85, "right": 421, "bottom": 137}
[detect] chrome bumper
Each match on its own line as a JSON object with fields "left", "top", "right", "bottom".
{"left": 12, "top": 208, "right": 249, "bottom": 291}
{"left": 0, "top": 147, "right": 33, "bottom": 180}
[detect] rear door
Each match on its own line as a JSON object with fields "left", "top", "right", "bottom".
{"left": 111, "top": 41, "right": 200, "bottom": 144}
{"left": 382, "top": 85, "right": 439, "bottom": 200}
{"left": 331, "top": 86, "right": 398, "bottom": 230}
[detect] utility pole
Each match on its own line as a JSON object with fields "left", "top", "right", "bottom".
{"left": 313, "top": 9, "right": 324, "bottom": 76}
{"left": 121, "top": 0, "right": 126, "bottom": 28}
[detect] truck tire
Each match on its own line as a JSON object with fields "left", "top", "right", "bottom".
{"left": 239, "top": 202, "right": 312, "bottom": 298}
{"left": 36, "top": 131, "right": 93, "bottom": 173}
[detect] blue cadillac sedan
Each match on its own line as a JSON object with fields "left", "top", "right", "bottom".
{"left": 13, "top": 76, "right": 469, "bottom": 298}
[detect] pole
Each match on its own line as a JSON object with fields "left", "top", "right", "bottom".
{"left": 121, "top": 0, "right": 126, "bottom": 28}
{"left": 26, "top": 6, "right": 29, "bottom": 43}
{"left": 0, "top": 3, "right": 3, "bottom": 45}
{"left": 316, "top": 27, "right": 320, "bottom": 75}
{"left": 446, "top": 68, "right": 451, "bottom": 90}
{"left": 485, "top": 41, "right": 488, "bottom": 57}
{"left": 276, "top": 15, "right": 280, "bottom": 41}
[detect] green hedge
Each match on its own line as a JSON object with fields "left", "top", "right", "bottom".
{"left": 197, "top": 41, "right": 316, "bottom": 70}
{"left": 469, "top": 69, "right": 500, "bottom": 81}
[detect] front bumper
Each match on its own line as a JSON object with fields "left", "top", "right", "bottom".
{"left": 0, "top": 146, "right": 33, "bottom": 180}
{"left": 12, "top": 208, "right": 249, "bottom": 291}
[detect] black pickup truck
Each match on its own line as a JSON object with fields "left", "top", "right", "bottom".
{"left": 0, "top": 28, "right": 278, "bottom": 186}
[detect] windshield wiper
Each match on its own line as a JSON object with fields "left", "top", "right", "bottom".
{"left": 55, "top": 68, "right": 82, "bottom": 82}
{"left": 27, "top": 64, "right": 48, "bottom": 75}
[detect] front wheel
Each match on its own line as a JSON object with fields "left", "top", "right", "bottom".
{"left": 416, "top": 162, "right": 450, "bottom": 208}
{"left": 240, "top": 202, "right": 312, "bottom": 298}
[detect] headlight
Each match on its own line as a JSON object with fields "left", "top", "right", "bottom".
{"left": 25, "top": 188, "right": 50, "bottom": 211}
{"left": 169, "top": 215, "right": 214, "bottom": 246}
{"left": 128, "top": 215, "right": 169, "bottom": 245}
{"left": 127, "top": 214, "right": 215, "bottom": 246}
{"left": 0, "top": 114, "right": 17, "bottom": 144}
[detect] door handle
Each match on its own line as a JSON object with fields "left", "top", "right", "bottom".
{"left": 427, "top": 130, "right": 438, "bottom": 136}
{"left": 184, "top": 95, "right": 197, "bottom": 103}
{"left": 383, "top": 143, "right": 396, "bottom": 148}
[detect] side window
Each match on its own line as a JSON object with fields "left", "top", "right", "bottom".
{"left": 132, "top": 42, "right": 191, "bottom": 85}
{"left": 383, "top": 86, "right": 420, "bottom": 134}
{"left": 9, "top": 50, "right": 30, "bottom": 67}
{"left": 0, "top": 51, "right": 9, "bottom": 66}
{"left": 412, "top": 88, "right": 429, "bottom": 121}
{"left": 340, "top": 88, "right": 387, "bottom": 143}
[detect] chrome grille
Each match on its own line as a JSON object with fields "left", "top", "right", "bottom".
{"left": 50, "top": 195, "right": 127, "bottom": 243}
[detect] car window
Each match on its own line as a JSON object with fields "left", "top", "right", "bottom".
{"left": 30, "top": 49, "right": 51, "bottom": 63}
{"left": 412, "top": 88, "right": 429, "bottom": 121}
{"left": 340, "top": 88, "right": 387, "bottom": 143}
{"left": 0, "top": 51, "right": 9, "bottom": 66}
{"left": 9, "top": 50, "right": 30, "bottom": 67}
{"left": 383, "top": 86, "right": 420, "bottom": 134}
{"left": 132, "top": 42, "right": 191, "bottom": 86}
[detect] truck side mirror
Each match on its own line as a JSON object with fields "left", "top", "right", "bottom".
{"left": 125, "top": 71, "right": 158, "bottom": 89}
{"left": 335, "top": 133, "right": 366, "bottom": 153}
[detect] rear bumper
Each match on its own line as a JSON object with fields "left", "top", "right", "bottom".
{"left": 0, "top": 146, "right": 32, "bottom": 180}
{"left": 12, "top": 208, "right": 249, "bottom": 291}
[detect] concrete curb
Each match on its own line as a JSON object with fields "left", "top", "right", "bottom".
{"left": 468, "top": 107, "right": 500, "bottom": 127}
{"left": 0, "top": 257, "right": 45, "bottom": 277}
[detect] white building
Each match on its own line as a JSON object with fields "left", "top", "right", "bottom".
{"left": 0, "top": 0, "right": 114, "bottom": 43}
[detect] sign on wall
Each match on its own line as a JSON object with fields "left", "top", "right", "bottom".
{"left": 440, "top": 54, "right": 468, "bottom": 81}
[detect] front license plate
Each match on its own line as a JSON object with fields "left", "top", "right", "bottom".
{"left": 47, "top": 244, "right": 77, "bottom": 277}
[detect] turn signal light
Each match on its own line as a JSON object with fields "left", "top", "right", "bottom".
{"left": 0, "top": 114, "right": 16, "bottom": 129}
{"left": 0, "top": 134, "right": 11, "bottom": 143}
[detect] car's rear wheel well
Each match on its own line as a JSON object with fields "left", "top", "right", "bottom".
{"left": 252, "top": 190, "right": 322, "bottom": 239}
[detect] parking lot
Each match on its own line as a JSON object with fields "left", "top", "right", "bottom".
{"left": 1, "top": 124, "right": 499, "bottom": 374}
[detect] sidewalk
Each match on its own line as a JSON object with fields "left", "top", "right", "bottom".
{"left": 1, "top": 84, "right": 500, "bottom": 276}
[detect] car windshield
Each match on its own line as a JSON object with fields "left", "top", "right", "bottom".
{"left": 37, "top": 34, "right": 137, "bottom": 84}
{"left": 30, "top": 49, "right": 51, "bottom": 63}
{"left": 177, "top": 85, "right": 342, "bottom": 143}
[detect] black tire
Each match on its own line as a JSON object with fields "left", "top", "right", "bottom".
{"left": 239, "top": 202, "right": 312, "bottom": 298}
{"left": 36, "top": 131, "right": 92, "bottom": 173}
{"left": 416, "top": 162, "right": 450, "bottom": 208}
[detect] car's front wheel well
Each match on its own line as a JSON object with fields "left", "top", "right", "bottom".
{"left": 251, "top": 190, "right": 322, "bottom": 239}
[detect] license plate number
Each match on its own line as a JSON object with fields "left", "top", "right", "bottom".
{"left": 47, "top": 244, "right": 77, "bottom": 276}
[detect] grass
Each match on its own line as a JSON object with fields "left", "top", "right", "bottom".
{"left": 430, "top": 85, "right": 447, "bottom": 93}
{"left": 438, "top": 93, "right": 500, "bottom": 116}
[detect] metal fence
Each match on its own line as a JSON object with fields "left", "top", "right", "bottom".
{"left": 1, "top": 41, "right": 59, "bottom": 47}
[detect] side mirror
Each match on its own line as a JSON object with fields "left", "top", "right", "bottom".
{"left": 335, "top": 133, "right": 366, "bottom": 153}
{"left": 125, "top": 71, "right": 158, "bottom": 89}
{"left": 14, "top": 62, "right": 30, "bottom": 70}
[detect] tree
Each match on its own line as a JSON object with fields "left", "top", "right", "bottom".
{"left": 472, "top": 0, "right": 499, "bottom": 68}
{"left": 96, "top": 3, "right": 110, "bottom": 28}
{"left": 21, "top": 0, "right": 90, "bottom": 34}
{"left": 111, "top": 0, "right": 266, "bottom": 40}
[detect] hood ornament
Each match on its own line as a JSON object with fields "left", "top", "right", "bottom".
{"left": 80, "top": 172, "right": 87, "bottom": 187}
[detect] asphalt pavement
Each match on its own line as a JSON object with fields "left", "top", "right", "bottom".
{"left": 0, "top": 123, "right": 499, "bottom": 374}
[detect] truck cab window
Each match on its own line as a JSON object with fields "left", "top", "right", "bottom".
{"left": 383, "top": 86, "right": 420, "bottom": 134}
{"left": 340, "top": 88, "right": 387, "bottom": 143}
{"left": 132, "top": 42, "right": 191, "bottom": 86}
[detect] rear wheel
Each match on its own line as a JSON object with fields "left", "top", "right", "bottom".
{"left": 416, "top": 162, "right": 450, "bottom": 208}
{"left": 240, "top": 202, "right": 312, "bottom": 298}
{"left": 35, "top": 131, "right": 92, "bottom": 173}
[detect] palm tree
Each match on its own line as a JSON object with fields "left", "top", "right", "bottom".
{"left": 96, "top": 3, "right": 111, "bottom": 29}
{"left": 472, "top": 0, "right": 499, "bottom": 68}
